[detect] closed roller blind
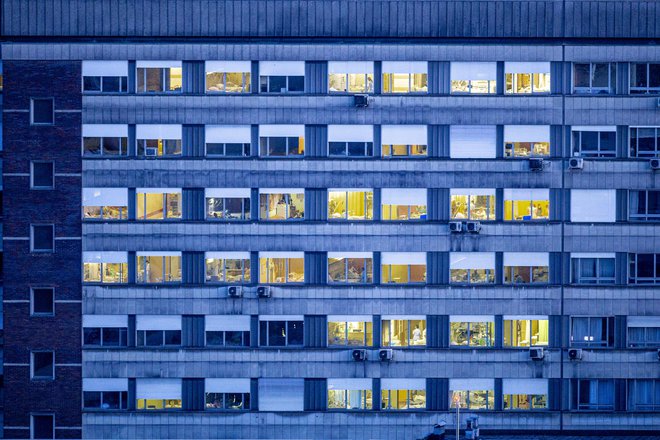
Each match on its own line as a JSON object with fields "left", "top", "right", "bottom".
{"left": 450, "top": 126, "right": 497, "bottom": 158}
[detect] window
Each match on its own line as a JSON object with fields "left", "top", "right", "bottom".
{"left": 381, "top": 379, "right": 426, "bottom": 410}
{"left": 630, "top": 127, "right": 660, "bottom": 158}
{"left": 327, "top": 253, "right": 373, "bottom": 284}
{"left": 205, "top": 125, "right": 251, "bottom": 157}
{"left": 83, "top": 315, "right": 128, "bottom": 347}
{"left": 206, "top": 188, "right": 251, "bottom": 220}
{"left": 136, "top": 253, "right": 182, "bottom": 283}
{"left": 205, "top": 379, "right": 251, "bottom": 410}
{"left": 259, "top": 252, "right": 304, "bottom": 283}
{"left": 136, "top": 125, "right": 182, "bottom": 157}
{"left": 205, "top": 315, "right": 251, "bottom": 347}
{"left": 450, "top": 62, "right": 497, "bottom": 94}
{"left": 503, "top": 316, "right": 549, "bottom": 347}
{"left": 328, "top": 379, "right": 372, "bottom": 410}
{"left": 259, "top": 317, "right": 304, "bottom": 347}
{"left": 259, "top": 190, "right": 305, "bottom": 220}
{"left": 629, "top": 253, "right": 660, "bottom": 284}
{"left": 572, "top": 127, "right": 616, "bottom": 158}
{"left": 630, "top": 63, "right": 660, "bottom": 94}
{"left": 83, "top": 378, "right": 129, "bottom": 410}
{"left": 205, "top": 252, "right": 251, "bottom": 283}
{"left": 31, "top": 287, "right": 54, "bottom": 316}
{"left": 381, "top": 252, "right": 427, "bottom": 284}
{"left": 628, "top": 380, "right": 660, "bottom": 411}
{"left": 450, "top": 379, "right": 495, "bottom": 410}
{"left": 571, "top": 254, "right": 616, "bottom": 284}
{"left": 30, "top": 161, "right": 54, "bottom": 189}
{"left": 258, "top": 378, "right": 304, "bottom": 411}
{"left": 82, "top": 124, "right": 129, "bottom": 157}
{"left": 327, "top": 125, "right": 374, "bottom": 157}
{"left": 31, "top": 413, "right": 54, "bottom": 439}
{"left": 450, "top": 125, "right": 497, "bottom": 158}
{"left": 381, "top": 188, "right": 427, "bottom": 220}
{"left": 82, "top": 188, "right": 128, "bottom": 220}
{"left": 450, "top": 189, "right": 495, "bottom": 221}
{"left": 503, "top": 379, "right": 548, "bottom": 410}
{"left": 31, "top": 224, "right": 54, "bottom": 253}
{"left": 629, "top": 190, "right": 660, "bottom": 221}
{"left": 206, "top": 61, "right": 251, "bottom": 93}
{"left": 259, "top": 125, "right": 305, "bottom": 157}
{"left": 136, "top": 62, "right": 182, "bottom": 92}
{"left": 136, "top": 189, "right": 182, "bottom": 220}
{"left": 503, "top": 253, "right": 549, "bottom": 284}
{"left": 504, "top": 125, "right": 550, "bottom": 158}
{"left": 382, "top": 62, "right": 428, "bottom": 93}
{"left": 327, "top": 189, "right": 373, "bottom": 220}
{"left": 136, "top": 315, "right": 182, "bottom": 347}
{"left": 381, "top": 125, "right": 428, "bottom": 157}
{"left": 450, "top": 316, "right": 495, "bottom": 347}
{"left": 381, "top": 317, "right": 427, "bottom": 347}
{"left": 327, "top": 316, "right": 373, "bottom": 346}
{"left": 572, "top": 379, "right": 614, "bottom": 410}
{"left": 82, "top": 61, "right": 128, "bottom": 93}
{"left": 328, "top": 62, "right": 374, "bottom": 93}
{"left": 570, "top": 190, "right": 616, "bottom": 223}
{"left": 259, "top": 61, "right": 304, "bottom": 93}
{"left": 627, "top": 317, "right": 660, "bottom": 348}
{"left": 573, "top": 63, "right": 616, "bottom": 94}
{"left": 30, "top": 98, "right": 54, "bottom": 125}
{"left": 450, "top": 252, "right": 495, "bottom": 284}
{"left": 31, "top": 351, "right": 54, "bottom": 380}
{"left": 83, "top": 252, "right": 128, "bottom": 283}
{"left": 505, "top": 62, "right": 550, "bottom": 94}
{"left": 504, "top": 189, "right": 550, "bottom": 221}
{"left": 570, "top": 316, "right": 614, "bottom": 347}
{"left": 136, "top": 378, "right": 182, "bottom": 410}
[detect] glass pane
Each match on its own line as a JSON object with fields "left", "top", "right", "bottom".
{"left": 573, "top": 64, "right": 591, "bottom": 89}
{"left": 84, "top": 76, "right": 102, "bottom": 91}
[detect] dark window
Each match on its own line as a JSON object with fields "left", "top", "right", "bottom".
{"left": 572, "top": 379, "right": 615, "bottom": 411}
{"left": 259, "top": 320, "right": 304, "bottom": 347}
{"left": 84, "top": 327, "right": 128, "bottom": 347}
{"left": 630, "top": 63, "right": 660, "bottom": 94}
{"left": 31, "top": 98, "right": 54, "bottom": 125}
{"left": 31, "top": 414, "right": 54, "bottom": 439}
{"left": 630, "top": 127, "right": 660, "bottom": 158}
{"left": 570, "top": 317, "right": 614, "bottom": 347}
{"left": 83, "top": 137, "right": 129, "bottom": 157}
{"left": 571, "top": 257, "right": 615, "bottom": 284}
{"left": 629, "top": 253, "right": 660, "bottom": 284}
{"left": 206, "top": 330, "right": 250, "bottom": 347}
{"left": 259, "top": 136, "right": 304, "bottom": 157}
{"left": 572, "top": 130, "right": 616, "bottom": 158}
{"left": 260, "top": 75, "right": 304, "bottom": 93}
{"left": 629, "top": 190, "right": 660, "bottom": 221}
{"left": 84, "top": 76, "right": 102, "bottom": 91}
{"left": 31, "top": 162, "right": 54, "bottom": 189}
{"left": 628, "top": 380, "right": 660, "bottom": 411}
{"left": 628, "top": 324, "right": 660, "bottom": 348}
{"left": 206, "top": 142, "right": 250, "bottom": 157}
{"left": 573, "top": 63, "right": 616, "bottom": 94}
{"left": 31, "top": 351, "right": 54, "bottom": 379}
{"left": 136, "top": 330, "right": 181, "bottom": 347}
{"left": 84, "top": 391, "right": 128, "bottom": 409}
{"left": 31, "top": 225, "right": 54, "bottom": 253}
{"left": 328, "top": 141, "right": 374, "bottom": 157}
{"left": 31, "top": 288, "right": 54, "bottom": 316}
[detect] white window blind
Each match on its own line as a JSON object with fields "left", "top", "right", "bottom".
{"left": 450, "top": 315, "right": 495, "bottom": 323}
{"left": 136, "top": 251, "right": 182, "bottom": 258}
{"left": 502, "top": 379, "right": 548, "bottom": 395}
{"left": 450, "top": 188, "right": 496, "bottom": 197}
{"left": 449, "top": 378, "right": 495, "bottom": 391}
{"left": 259, "top": 315, "right": 305, "bottom": 321}
{"left": 381, "top": 125, "right": 427, "bottom": 145}
{"left": 136, "top": 188, "right": 181, "bottom": 194}
{"left": 327, "top": 315, "right": 373, "bottom": 323}
{"left": 381, "top": 61, "right": 428, "bottom": 74}
{"left": 82, "top": 124, "right": 129, "bottom": 138}
{"left": 135, "top": 315, "right": 182, "bottom": 330}
{"left": 136, "top": 379, "right": 182, "bottom": 399}
{"left": 381, "top": 315, "right": 426, "bottom": 321}
{"left": 259, "top": 251, "right": 304, "bottom": 259}
{"left": 259, "top": 61, "right": 305, "bottom": 76}
{"left": 504, "top": 125, "right": 550, "bottom": 142}
{"left": 504, "top": 62, "right": 551, "bottom": 74}
{"left": 259, "top": 188, "right": 304, "bottom": 194}
{"left": 381, "top": 188, "right": 427, "bottom": 205}
{"left": 503, "top": 253, "right": 549, "bottom": 267}
{"left": 570, "top": 190, "right": 616, "bottom": 222}
{"left": 205, "top": 126, "right": 252, "bottom": 143}
{"left": 327, "top": 125, "right": 374, "bottom": 142}
{"left": 205, "top": 315, "right": 251, "bottom": 331}
{"left": 136, "top": 61, "right": 182, "bottom": 69}
{"left": 205, "top": 188, "right": 251, "bottom": 198}
{"left": 205, "top": 251, "right": 251, "bottom": 260}
{"left": 627, "top": 317, "right": 660, "bottom": 328}
{"left": 381, "top": 378, "right": 426, "bottom": 390}
{"left": 328, "top": 61, "right": 374, "bottom": 74}
{"left": 136, "top": 125, "right": 182, "bottom": 140}
{"left": 83, "top": 378, "right": 129, "bottom": 392}
{"left": 503, "top": 188, "right": 550, "bottom": 201}
{"left": 450, "top": 62, "right": 497, "bottom": 80}
{"left": 503, "top": 315, "right": 548, "bottom": 321}
{"left": 450, "top": 252, "right": 495, "bottom": 269}
{"left": 258, "top": 379, "right": 304, "bottom": 411}
{"left": 259, "top": 125, "right": 305, "bottom": 138}
{"left": 571, "top": 252, "right": 616, "bottom": 259}
{"left": 83, "top": 188, "right": 128, "bottom": 206}
{"left": 450, "top": 126, "right": 497, "bottom": 158}
{"left": 206, "top": 61, "right": 252, "bottom": 73}
{"left": 327, "top": 378, "right": 373, "bottom": 390}
{"left": 82, "top": 315, "right": 128, "bottom": 328}
{"left": 327, "top": 252, "right": 373, "bottom": 259}
{"left": 205, "top": 378, "right": 251, "bottom": 393}
{"left": 82, "top": 251, "right": 128, "bottom": 264}
{"left": 571, "top": 126, "right": 616, "bottom": 132}
{"left": 380, "top": 252, "right": 426, "bottom": 265}
{"left": 82, "top": 61, "right": 129, "bottom": 76}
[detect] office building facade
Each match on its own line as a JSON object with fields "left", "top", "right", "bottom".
{"left": 1, "top": 1, "right": 660, "bottom": 438}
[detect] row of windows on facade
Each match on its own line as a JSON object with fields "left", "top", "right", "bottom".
{"left": 75, "top": 187, "right": 655, "bottom": 223}
{"left": 73, "top": 314, "right": 658, "bottom": 349}
{"left": 75, "top": 251, "right": 656, "bottom": 285}
{"left": 73, "top": 123, "right": 660, "bottom": 159}
{"left": 80, "top": 60, "right": 660, "bottom": 95}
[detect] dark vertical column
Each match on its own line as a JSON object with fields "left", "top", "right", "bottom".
{"left": 127, "top": 315, "right": 136, "bottom": 347}
{"left": 250, "top": 189, "right": 260, "bottom": 221}
{"left": 494, "top": 315, "right": 503, "bottom": 348}
{"left": 251, "top": 61, "right": 259, "bottom": 94}
{"left": 373, "top": 62, "right": 382, "bottom": 94}
{"left": 250, "top": 252, "right": 259, "bottom": 285}
{"left": 250, "top": 124, "right": 259, "bottom": 157}
{"left": 614, "top": 316, "right": 627, "bottom": 349}
{"left": 372, "top": 379, "right": 381, "bottom": 410}
{"left": 182, "top": 125, "right": 205, "bottom": 157}
{"left": 304, "top": 62, "right": 328, "bottom": 94}
{"left": 372, "top": 315, "right": 381, "bottom": 347}
{"left": 496, "top": 62, "right": 505, "bottom": 95}
{"left": 427, "top": 188, "right": 448, "bottom": 221}
{"left": 495, "top": 125, "right": 504, "bottom": 158}
{"left": 182, "top": 378, "right": 205, "bottom": 411}
{"left": 616, "top": 63, "right": 629, "bottom": 95}
{"left": 250, "top": 378, "right": 259, "bottom": 410}
{"left": 548, "top": 378, "right": 561, "bottom": 410}
{"left": 182, "top": 61, "right": 204, "bottom": 94}
{"left": 250, "top": 316, "right": 259, "bottom": 348}
{"left": 128, "top": 61, "right": 136, "bottom": 93}
{"left": 372, "top": 189, "right": 382, "bottom": 221}
{"left": 2, "top": 60, "right": 83, "bottom": 437}
{"left": 304, "top": 125, "right": 327, "bottom": 158}
{"left": 183, "top": 252, "right": 205, "bottom": 284}
{"left": 182, "top": 315, "right": 205, "bottom": 348}
{"left": 426, "top": 252, "right": 443, "bottom": 285}
{"left": 127, "top": 251, "right": 137, "bottom": 284}
{"left": 615, "top": 189, "right": 628, "bottom": 222}
{"left": 183, "top": 188, "right": 205, "bottom": 220}
{"left": 549, "top": 315, "right": 563, "bottom": 348}
{"left": 495, "top": 188, "right": 504, "bottom": 221}
{"left": 615, "top": 252, "right": 628, "bottom": 285}
{"left": 373, "top": 125, "right": 382, "bottom": 157}
{"left": 426, "top": 378, "right": 449, "bottom": 410}
{"left": 494, "top": 378, "right": 503, "bottom": 411}
{"left": 303, "top": 379, "right": 327, "bottom": 411}
{"left": 127, "top": 378, "right": 137, "bottom": 410}
{"left": 495, "top": 252, "right": 503, "bottom": 284}
{"left": 550, "top": 125, "right": 563, "bottom": 158}
{"left": 127, "top": 124, "right": 136, "bottom": 156}
{"left": 616, "top": 126, "right": 628, "bottom": 159}
{"left": 428, "top": 62, "right": 450, "bottom": 94}
{"left": 304, "top": 315, "right": 327, "bottom": 348}
{"left": 550, "top": 62, "right": 564, "bottom": 94}
{"left": 550, "top": 252, "right": 562, "bottom": 284}
{"left": 304, "top": 252, "right": 326, "bottom": 285}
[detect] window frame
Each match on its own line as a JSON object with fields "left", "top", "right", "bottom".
{"left": 627, "top": 325, "right": 660, "bottom": 348}
{"left": 82, "top": 135, "right": 129, "bottom": 157}
{"left": 381, "top": 318, "right": 427, "bottom": 347}
{"left": 258, "top": 136, "right": 305, "bottom": 157}
{"left": 258, "top": 319, "right": 304, "bottom": 347}
{"left": 259, "top": 193, "right": 305, "bottom": 221}
{"left": 30, "top": 161, "right": 55, "bottom": 190}
{"left": 328, "top": 73, "right": 374, "bottom": 94}
{"left": 381, "top": 264, "right": 427, "bottom": 284}
{"left": 135, "top": 192, "right": 182, "bottom": 220}
{"left": 503, "top": 393, "right": 548, "bottom": 410}
{"left": 259, "top": 75, "right": 305, "bottom": 94}
{"left": 205, "top": 141, "right": 251, "bottom": 157}
{"left": 628, "top": 253, "right": 660, "bottom": 284}
{"left": 30, "top": 97, "right": 55, "bottom": 126}
{"left": 83, "top": 390, "right": 129, "bottom": 410}
{"left": 259, "top": 256, "right": 305, "bottom": 284}
{"left": 571, "top": 129, "right": 617, "bottom": 158}
{"left": 502, "top": 318, "right": 549, "bottom": 348}
{"left": 570, "top": 316, "right": 614, "bottom": 348}
{"left": 628, "top": 190, "right": 660, "bottom": 222}
{"left": 30, "top": 413, "right": 55, "bottom": 440}
{"left": 136, "top": 255, "right": 182, "bottom": 284}
{"left": 30, "top": 287, "right": 55, "bottom": 317}
{"left": 503, "top": 265, "right": 549, "bottom": 284}
{"left": 505, "top": 72, "right": 551, "bottom": 95}
{"left": 83, "top": 261, "right": 128, "bottom": 284}
{"left": 83, "top": 326, "right": 129, "bottom": 347}
{"left": 327, "top": 141, "right": 374, "bottom": 158}
{"left": 449, "top": 193, "right": 496, "bottom": 221}
{"left": 381, "top": 389, "right": 427, "bottom": 410}
{"left": 572, "top": 62, "right": 617, "bottom": 95}
{"left": 503, "top": 196, "right": 550, "bottom": 222}
{"left": 449, "top": 321, "right": 495, "bottom": 347}
{"left": 570, "top": 257, "right": 616, "bottom": 285}
{"left": 629, "top": 126, "right": 660, "bottom": 158}
{"left": 205, "top": 392, "right": 251, "bottom": 410}
{"left": 136, "top": 329, "right": 182, "bottom": 347}
{"left": 205, "top": 71, "right": 251, "bottom": 94}
{"left": 83, "top": 75, "right": 128, "bottom": 94}
{"left": 30, "top": 224, "right": 55, "bottom": 253}
{"left": 327, "top": 190, "right": 374, "bottom": 221}
{"left": 205, "top": 330, "right": 251, "bottom": 347}
{"left": 327, "top": 256, "right": 373, "bottom": 285}
{"left": 327, "top": 389, "right": 372, "bottom": 410}
{"left": 573, "top": 379, "right": 615, "bottom": 411}
{"left": 136, "top": 66, "right": 182, "bottom": 93}
{"left": 327, "top": 319, "right": 373, "bottom": 347}
{"left": 382, "top": 72, "right": 428, "bottom": 94}
{"left": 628, "top": 380, "right": 660, "bottom": 411}
{"left": 381, "top": 143, "right": 428, "bottom": 158}
{"left": 629, "top": 63, "right": 660, "bottom": 95}
{"left": 206, "top": 196, "right": 250, "bottom": 221}
{"left": 451, "top": 389, "right": 494, "bottom": 410}
{"left": 204, "top": 257, "right": 251, "bottom": 284}
{"left": 31, "top": 350, "right": 55, "bottom": 380}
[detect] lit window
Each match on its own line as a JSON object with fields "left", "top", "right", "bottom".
{"left": 503, "top": 379, "right": 548, "bottom": 410}
{"left": 328, "top": 62, "right": 374, "bottom": 93}
{"left": 381, "top": 252, "right": 426, "bottom": 284}
{"left": 206, "top": 61, "right": 251, "bottom": 93}
{"left": 627, "top": 317, "right": 660, "bottom": 348}
{"left": 83, "top": 315, "right": 129, "bottom": 347}
{"left": 381, "top": 188, "right": 427, "bottom": 220}
{"left": 504, "top": 125, "right": 550, "bottom": 158}
{"left": 630, "top": 127, "right": 660, "bottom": 158}
{"left": 136, "top": 315, "right": 182, "bottom": 347}
{"left": 503, "top": 316, "right": 549, "bottom": 347}
{"left": 136, "top": 62, "right": 182, "bottom": 92}
{"left": 450, "top": 252, "right": 495, "bottom": 284}
{"left": 205, "top": 125, "right": 251, "bottom": 157}
{"left": 570, "top": 316, "right": 614, "bottom": 347}
{"left": 629, "top": 63, "right": 660, "bottom": 95}
{"left": 136, "top": 189, "right": 182, "bottom": 220}
{"left": 573, "top": 63, "right": 616, "bottom": 94}
{"left": 259, "top": 252, "right": 304, "bottom": 284}
{"left": 503, "top": 253, "right": 549, "bottom": 284}
{"left": 259, "top": 125, "right": 305, "bottom": 157}
{"left": 381, "top": 317, "right": 427, "bottom": 347}
{"left": 136, "top": 253, "right": 182, "bottom": 284}
{"left": 83, "top": 378, "right": 129, "bottom": 410}
{"left": 629, "top": 190, "right": 660, "bottom": 221}
{"left": 327, "top": 125, "right": 374, "bottom": 157}
{"left": 629, "top": 253, "right": 660, "bottom": 284}
{"left": 205, "top": 315, "right": 251, "bottom": 347}
{"left": 136, "top": 125, "right": 182, "bottom": 157}
{"left": 450, "top": 62, "right": 497, "bottom": 94}
{"left": 381, "top": 379, "right": 426, "bottom": 410}
{"left": 327, "top": 253, "right": 373, "bottom": 284}
{"left": 83, "top": 252, "right": 128, "bottom": 283}
{"left": 450, "top": 317, "right": 495, "bottom": 347}
{"left": 259, "top": 190, "right": 304, "bottom": 220}
{"left": 328, "top": 379, "right": 372, "bottom": 410}
{"left": 381, "top": 125, "right": 428, "bottom": 158}
{"left": 82, "top": 61, "right": 128, "bottom": 93}
{"left": 82, "top": 188, "right": 128, "bottom": 220}
{"left": 450, "top": 189, "right": 495, "bottom": 221}
{"left": 259, "top": 61, "right": 304, "bottom": 93}
{"left": 450, "top": 379, "right": 495, "bottom": 410}
{"left": 505, "top": 62, "right": 550, "bottom": 94}
{"left": 571, "top": 126, "right": 616, "bottom": 158}
{"left": 206, "top": 188, "right": 250, "bottom": 220}
{"left": 503, "top": 189, "right": 550, "bottom": 221}
{"left": 382, "top": 62, "right": 428, "bottom": 93}
{"left": 205, "top": 252, "right": 251, "bottom": 283}
{"left": 327, "top": 316, "right": 373, "bottom": 346}
{"left": 571, "top": 254, "right": 615, "bottom": 285}
{"left": 328, "top": 190, "right": 373, "bottom": 220}
{"left": 259, "top": 317, "right": 304, "bottom": 346}
{"left": 205, "top": 379, "right": 251, "bottom": 410}
{"left": 572, "top": 379, "right": 614, "bottom": 410}
{"left": 136, "top": 378, "right": 182, "bottom": 410}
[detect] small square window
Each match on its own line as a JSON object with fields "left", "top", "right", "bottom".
{"left": 31, "top": 413, "right": 55, "bottom": 439}
{"left": 31, "top": 288, "right": 54, "bottom": 316}
{"left": 31, "top": 225, "right": 54, "bottom": 253}
{"left": 30, "top": 98, "right": 54, "bottom": 125}
{"left": 31, "top": 162, "right": 54, "bottom": 189}
{"left": 31, "top": 351, "right": 54, "bottom": 380}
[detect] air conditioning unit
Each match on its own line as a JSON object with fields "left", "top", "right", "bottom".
{"left": 650, "top": 158, "right": 660, "bottom": 170}
{"left": 354, "top": 94, "right": 369, "bottom": 108}
{"left": 529, "top": 347, "right": 545, "bottom": 360}
{"left": 568, "top": 348, "right": 583, "bottom": 360}
{"left": 352, "top": 349, "right": 367, "bottom": 361}
{"left": 256, "top": 286, "right": 271, "bottom": 298}
{"left": 529, "top": 158, "right": 544, "bottom": 171}
{"left": 379, "top": 349, "right": 393, "bottom": 361}
{"left": 466, "top": 221, "right": 481, "bottom": 233}
{"left": 227, "top": 286, "right": 243, "bottom": 298}
{"left": 449, "top": 221, "right": 463, "bottom": 233}
{"left": 568, "top": 157, "right": 584, "bottom": 170}
{"left": 145, "top": 147, "right": 158, "bottom": 157}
